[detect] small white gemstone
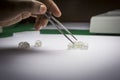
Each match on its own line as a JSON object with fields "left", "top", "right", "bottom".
{"left": 34, "top": 40, "right": 42, "bottom": 47}
{"left": 18, "top": 42, "right": 30, "bottom": 48}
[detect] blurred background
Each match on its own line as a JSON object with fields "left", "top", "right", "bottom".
{"left": 22, "top": 0, "right": 120, "bottom": 23}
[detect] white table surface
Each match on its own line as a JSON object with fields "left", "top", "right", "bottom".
{"left": 0, "top": 32, "right": 120, "bottom": 80}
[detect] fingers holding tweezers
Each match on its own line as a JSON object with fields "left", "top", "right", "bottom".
{"left": 35, "top": 15, "right": 48, "bottom": 30}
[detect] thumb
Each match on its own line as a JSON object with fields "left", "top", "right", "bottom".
{"left": 28, "top": 0, "right": 47, "bottom": 14}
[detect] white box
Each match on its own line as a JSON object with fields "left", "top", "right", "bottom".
{"left": 90, "top": 10, "right": 120, "bottom": 34}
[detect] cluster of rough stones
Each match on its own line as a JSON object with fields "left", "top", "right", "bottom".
{"left": 18, "top": 40, "right": 42, "bottom": 48}
{"left": 67, "top": 41, "right": 88, "bottom": 50}
{"left": 18, "top": 40, "right": 88, "bottom": 50}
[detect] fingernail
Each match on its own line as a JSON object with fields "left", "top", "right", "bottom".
{"left": 38, "top": 26, "right": 43, "bottom": 30}
{"left": 40, "top": 5, "right": 47, "bottom": 14}
{"left": 43, "top": 24, "right": 47, "bottom": 28}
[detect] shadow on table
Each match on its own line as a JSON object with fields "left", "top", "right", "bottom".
{"left": 0, "top": 48, "right": 62, "bottom": 66}
{"left": 0, "top": 48, "right": 58, "bottom": 60}
{"left": 0, "top": 48, "right": 43, "bottom": 55}
{"left": 0, "top": 47, "right": 62, "bottom": 58}
{"left": 0, "top": 48, "right": 41, "bottom": 61}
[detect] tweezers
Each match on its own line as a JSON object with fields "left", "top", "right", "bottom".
{"left": 45, "top": 13, "right": 78, "bottom": 44}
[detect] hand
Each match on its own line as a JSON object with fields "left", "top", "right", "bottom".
{"left": 0, "top": 0, "right": 61, "bottom": 30}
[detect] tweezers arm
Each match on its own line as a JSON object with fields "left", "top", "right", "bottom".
{"left": 45, "top": 13, "right": 77, "bottom": 44}
{"left": 48, "top": 18, "right": 74, "bottom": 44}
{"left": 51, "top": 16, "right": 78, "bottom": 41}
